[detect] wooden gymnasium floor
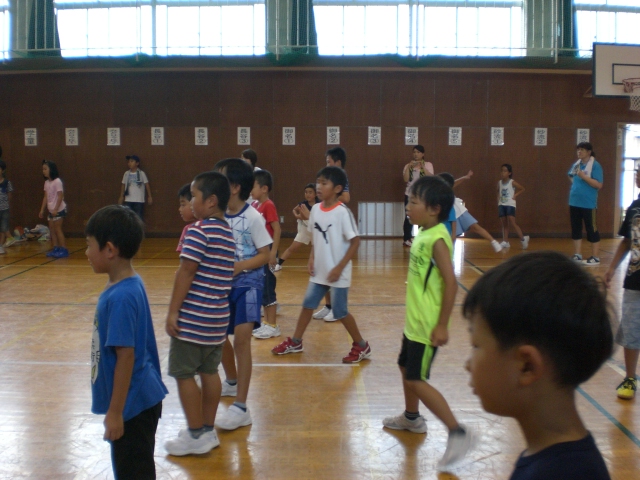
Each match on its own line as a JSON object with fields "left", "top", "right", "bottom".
{"left": 0, "top": 236, "right": 639, "bottom": 480}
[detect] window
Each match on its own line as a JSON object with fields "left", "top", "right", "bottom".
{"left": 314, "top": 1, "right": 524, "bottom": 56}
{"left": 576, "top": 1, "right": 640, "bottom": 56}
{"left": 0, "top": 0, "right": 8, "bottom": 60}
{"left": 55, "top": 0, "right": 266, "bottom": 57}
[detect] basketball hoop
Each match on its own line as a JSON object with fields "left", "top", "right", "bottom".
{"left": 623, "top": 78, "right": 640, "bottom": 112}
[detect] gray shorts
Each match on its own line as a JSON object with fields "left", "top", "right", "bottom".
{"left": 168, "top": 337, "right": 223, "bottom": 379}
{"left": 616, "top": 289, "right": 640, "bottom": 350}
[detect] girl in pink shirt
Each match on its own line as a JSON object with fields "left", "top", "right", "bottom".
{"left": 39, "top": 160, "right": 68, "bottom": 258}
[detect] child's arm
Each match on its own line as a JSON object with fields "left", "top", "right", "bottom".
{"left": 103, "top": 346, "right": 134, "bottom": 441}
{"left": 513, "top": 180, "right": 525, "bottom": 198}
{"left": 293, "top": 205, "right": 302, "bottom": 219}
{"left": 165, "top": 258, "right": 199, "bottom": 337}
{"left": 604, "top": 238, "right": 631, "bottom": 289}
{"left": 118, "top": 183, "right": 125, "bottom": 204}
{"left": 340, "top": 191, "right": 351, "bottom": 203}
{"left": 576, "top": 169, "right": 603, "bottom": 190}
{"left": 39, "top": 191, "right": 47, "bottom": 219}
{"left": 453, "top": 170, "right": 473, "bottom": 189}
{"left": 327, "top": 236, "right": 360, "bottom": 283}
{"left": 234, "top": 245, "right": 270, "bottom": 276}
{"left": 298, "top": 203, "right": 310, "bottom": 221}
{"left": 52, "top": 191, "right": 64, "bottom": 216}
{"left": 430, "top": 238, "right": 457, "bottom": 347}
{"left": 145, "top": 182, "right": 153, "bottom": 205}
{"left": 269, "top": 221, "right": 281, "bottom": 268}
{"left": 451, "top": 221, "right": 457, "bottom": 244}
{"left": 308, "top": 244, "right": 315, "bottom": 276}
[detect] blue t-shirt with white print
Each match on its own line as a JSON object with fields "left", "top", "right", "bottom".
{"left": 568, "top": 159, "right": 603, "bottom": 209}
{"left": 91, "top": 275, "right": 167, "bottom": 421}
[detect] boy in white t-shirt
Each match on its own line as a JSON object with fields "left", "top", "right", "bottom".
{"left": 118, "top": 155, "right": 153, "bottom": 221}
{"left": 271, "top": 166, "right": 371, "bottom": 363}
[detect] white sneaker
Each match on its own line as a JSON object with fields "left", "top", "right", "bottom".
{"left": 382, "top": 414, "right": 427, "bottom": 434}
{"left": 252, "top": 323, "right": 281, "bottom": 339}
{"left": 215, "top": 405, "right": 252, "bottom": 430}
{"left": 437, "top": 426, "right": 475, "bottom": 470}
{"left": 324, "top": 310, "right": 337, "bottom": 322}
{"left": 313, "top": 306, "right": 331, "bottom": 319}
{"left": 221, "top": 380, "right": 237, "bottom": 397}
{"left": 491, "top": 240, "right": 503, "bottom": 253}
{"left": 273, "top": 264, "right": 282, "bottom": 272}
{"left": 500, "top": 241, "right": 510, "bottom": 249}
{"left": 165, "top": 429, "right": 219, "bottom": 456}
{"left": 521, "top": 235, "right": 530, "bottom": 250}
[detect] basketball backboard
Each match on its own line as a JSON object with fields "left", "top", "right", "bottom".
{"left": 593, "top": 43, "right": 640, "bottom": 97}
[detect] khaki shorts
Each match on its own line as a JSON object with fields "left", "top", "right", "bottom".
{"left": 294, "top": 220, "right": 312, "bottom": 245}
{"left": 168, "top": 337, "right": 223, "bottom": 379}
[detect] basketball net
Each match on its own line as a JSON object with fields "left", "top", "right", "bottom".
{"left": 623, "top": 78, "right": 640, "bottom": 112}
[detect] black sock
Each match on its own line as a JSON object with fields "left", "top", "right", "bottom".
{"left": 404, "top": 411, "right": 420, "bottom": 421}
{"left": 278, "top": 258, "right": 285, "bottom": 265}
{"left": 203, "top": 425, "right": 214, "bottom": 432}
{"left": 225, "top": 379, "right": 237, "bottom": 386}
{"left": 449, "top": 426, "right": 466, "bottom": 436}
{"left": 326, "top": 304, "right": 332, "bottom": 310}
{"left": 189, "top": 427, "right": 205, "bottom": 439}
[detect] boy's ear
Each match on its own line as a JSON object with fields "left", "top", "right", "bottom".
{"left": 206, "top": 194, "right": 219, "bottom": 208}
{"left": 515, "top": 345, "right": 545, "bottom": 386}
{"left": 334, "top": 184, "right": 344, "bottom": 195}
{"left": 104, "top": 241, "right": 119, "bottom": 260}
{"left": 229, "top": 183, "right": 241, "bottom": 196}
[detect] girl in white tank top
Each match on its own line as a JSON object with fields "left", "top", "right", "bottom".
{"left": 497, "top": 164, "right": 529, "bottom": 250}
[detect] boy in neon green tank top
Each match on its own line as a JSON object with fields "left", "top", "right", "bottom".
{"left": 383, "top": 176, "right": 474, "bottom": 470}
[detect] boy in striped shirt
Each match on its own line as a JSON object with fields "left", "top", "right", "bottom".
{"left": 164, "top": 171, "right": 235, "bottom": 456}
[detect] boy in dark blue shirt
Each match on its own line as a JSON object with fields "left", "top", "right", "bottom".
{"left": 464, "top": 251, "right": 612, "bottom": 480}
{"left": 86, "top": 205, "right": 168, "bottom": 479}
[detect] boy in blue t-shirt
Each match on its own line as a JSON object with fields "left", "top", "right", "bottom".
{"left": 164, "top": 172, "right": 236, "bottom": 456}
{"left": 86, "top": 205, "right": 168, "bottom": 479}
{"left": 464, "top": 252, "right": 612, "bottom": 480}
{"left": 213, "top": 158, "right": 272, "bottom": 431}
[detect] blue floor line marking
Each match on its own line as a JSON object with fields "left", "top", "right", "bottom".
{"left": 577, "top": 386, "right": 640, "bottom": 448}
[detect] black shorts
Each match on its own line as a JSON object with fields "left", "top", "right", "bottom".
{"left": 397, "top": 335, "right": 438, "bottom": 381}
{"left": 569, "top": 206, "right": 600, "bottom": 243}
{"left": 110, "top": 401, "right": 162, "bottom": 480}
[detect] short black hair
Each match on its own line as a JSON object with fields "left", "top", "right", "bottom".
{"left": 85, "top": 205, "right": 144, "bottom": 259}
{"left": 0, "top": 159, "right": 6, "bottom": 173}
{"left": 437, "top": 172, "right": 455, "bottom": 188}
{"left": 178, "top": 183, "right": 192, "bottom": 201}
{"left": 317, "top": 166, "right": 347, "bottom": 193}
{"left": 42, "top": 160, "right": 60, "bottom": 180}
{"left": 463, "top": 251, "right": 613, "bottom": 388}
{"left": 414, "top": 144, "right": 425, "bottom": 154}
{"left": 326, "top": 147, "right": 347, "bottom": 167}
{"left": 254, "top": 169, "right": 273, "bottom": 192}
{"left": 576, "top": 142, "right": 595, "bottom": 157}
{"left": 193, "top": 171, "right": 230, "bottom": 211}
{"left": 241, "top": 149, "right": 258, "bottom": 168}
{"left": 410, "top": 176, "right": 454, "bottom": 223}
{"left": 304, "top": 183, "right": 316, "bottom": 191}
{"left": 213, "top": 158, "right": 254, "bottom": 201}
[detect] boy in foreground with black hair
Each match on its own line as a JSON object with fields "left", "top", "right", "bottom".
{"left": 464, "top": 251, "right": 612, "bottom": 479}
{"left": 212, "top": 158, "right": 272, "bottom": 430}
{"left": 271, "top": 166, "right": 371, "bottom": 363}
{"left": 164, "top": 172, "right": 236, "bottom": 456}
{"left": 382, "top": 175, "right": 473, "bottom": 470}
{"left": 85, "top": 205, "right": 168, "bottom": 479}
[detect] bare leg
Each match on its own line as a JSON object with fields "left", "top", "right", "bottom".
{"left": 232, "top": 322, "right": 254, "bottom": 404}
{"left": 573, "top": 239, "right": 582, "bottom": 256}
{"left": 48, "top": 219, "right": 59, "bottom": 248}
{"left": 405, "top": 379, "right": 459, "bottom": 431}
{"left": 280, "top": 241, "right": 304, "bottom": 262}
{"left": 400, "top": 367, "right": 420, "bottom": 413}
{"left": 590, "top": 241, "right": 600, "bottom": 258}
{"left": 500, "top": 216, "right": 509, "bottom": 242}
{"left": 264, "top": 304, "right": 277, "bottom": 326}
{"left": 176, "top": 377, "right": 204, "bottom": 429}
{"left": 467, "top": 223, "right": 496, "bottom": 243}
{"left": 508, "top": 216, "right": 524, "bottom": 240}
{"left": 221, "top": 338, "right": 237, "bottom": 383}
{"left": 200, "top": 372, "right": 222, "bottom": 426}
{"left": 339, "top": 313, "right": 364, "bottom": 344}
{"left": 53, "top": 219, "right": 66, "bottom": 249}
{"left": 624, "top": 348, "right": 640, "bottom": 378}
{"left": 292, "top": 308, "right": 314, "bottom": 339}
{"left": 323, "top": 292, "right": 331, "bottom": 306}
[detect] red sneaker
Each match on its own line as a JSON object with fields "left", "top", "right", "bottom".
{"left": 342, "top": 341, "right": 372, "bottom": 363}
{"left": 271, "top": 337, "right": 304, "bottom": 355}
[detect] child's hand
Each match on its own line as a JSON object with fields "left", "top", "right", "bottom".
{"left": 147, "top": 196, "right": 153, "bottom": 206}
{"left": 308, "top": 257, "right": 315, "bottom": 276}
{"left": 103, "top": 410, "right": 124, "bottom": 442}
{"left": 269, "top": 252, "right": 277, "bottom": 269}
{"left": 165, "top": 313, "right": 180, "bottom": 337}
{"left": 51, "top": 210, "right": 58, "bottom": 217}
{"left": 430, "top": 324, "right": 449, "bottom": 347}
{"left": 327, "top": 266, "right": 343, "bottom": 283}
{"left": 38, "top": 211, "right": 44, "bottom": 219}
{"left": 604, "top": 269, "right": 615, "bottom": 289}
{"left": 299, "top": 204, "right": 310, "bottom": 220}
{"left": 466, "top": 170, "right": 474, "bottom": 179}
